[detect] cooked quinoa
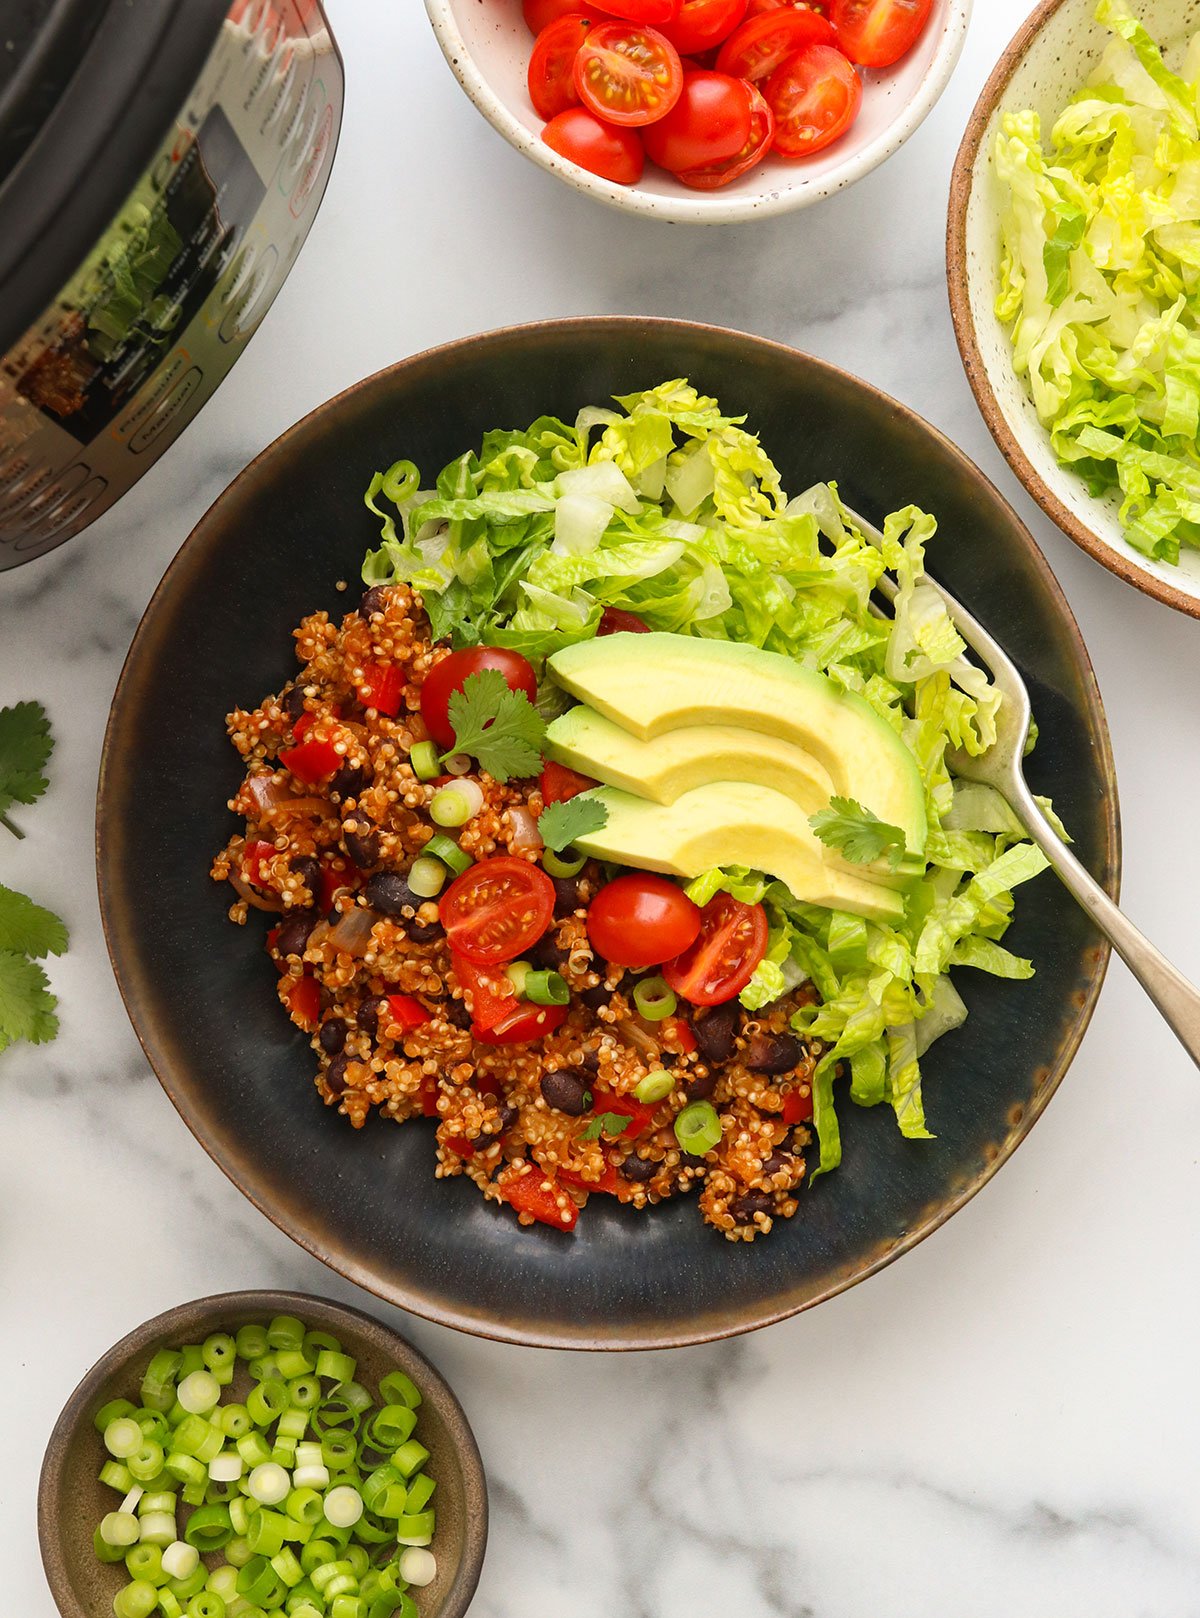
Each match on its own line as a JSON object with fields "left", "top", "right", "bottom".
{"left": 211, "top": 583, "right": 820, "bottom": 1241}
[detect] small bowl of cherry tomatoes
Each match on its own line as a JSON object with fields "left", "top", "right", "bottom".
{"left": 424, "top": 0, "right": 972, "bottom": 222}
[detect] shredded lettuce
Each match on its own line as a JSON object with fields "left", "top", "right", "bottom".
{"left": 995, "top": 0, "right": 1200, "bottom": 564}
{"left": 363, "top": 382, "right": 1058, "bottom": 1177}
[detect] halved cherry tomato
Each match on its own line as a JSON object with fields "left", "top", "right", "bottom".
{"left": 440, "top": 856, "right": 555, "bottom": 966}
{"left": 586, "top": 873, "right": 701, "bottom": 970}
{"left": 642, "top": 69, "right": 752, "bottom": 172}
{"left": 384, "top": 993, "right": 431, "bottom": 1033}
{"left": 524, "top": 0, "right": 612, "bottom": 29}
{"left": 829, "top": 0, "right": 931, "bottom": 67}
{"left": 715, "top": 5, "right": 836, "bottom": 77}
{"left": 663, "top": 890, "right": 769, "bottom": 1005}
{"left": 278, "top": 737, "right": 341, "bottom": 784}
{"left": 542, "top": 107, "right": 646, "bottom": 183}
{"left": 574, "top": 23, "right": 684, "bottom": 128}
{"left": 451, "top": 951, "right": 516, "bottom": 1031}
{"left": 763, "top": 43, "right": 862, "bottom": 157}
{"left": 285, "top": 975, "right": 321, "bottom": 1029}
{"left": 597, "top": 606, "right": 651, "bottom": 635}
{"left": 541, "top": 760, "right": 597, "bottom": 804}
{"left": 659, "top": 0, "right": 748, "bottom": 54}
{"left": 529, "top": 13, "right": 601, "bottom": 120}
{"left": 560, "top": 1162, "right": 621, "bottom": 1195}
{"left": 599, "top": 0, "right": 681, "bottom": 19}
{"left": 675, "top": 80, "right": 774, "bottom": 187}
{"left": 420, "top": 646, "right": 537, "bottom": 751}
{"left": 782, "top": 1085, "right": 814, "bottom": 1124}
{"left": 502, "top": 1166, "right": 578, "bottom": 1229}
{"left": 746, "top": 0, "right": 828, "bottom": 12}
{"left": 475, "top": 1003, "right": 569, "bottom": 1044}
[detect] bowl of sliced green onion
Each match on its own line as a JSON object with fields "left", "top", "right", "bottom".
{"left": 38, "top": 1292, "right": 487, "bottom": 1618}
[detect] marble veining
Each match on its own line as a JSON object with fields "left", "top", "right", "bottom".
{"left": 4, "top": 6, "right": 1200, "bottom": 1616}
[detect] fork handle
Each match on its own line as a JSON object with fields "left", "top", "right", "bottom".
{"left": 1010, "top": 782, "right": 1200, "bottom": 1071}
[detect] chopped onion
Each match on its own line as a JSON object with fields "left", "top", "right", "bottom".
{"left": 616, "top": 1017, "right": 661, "bottom": 1060}
{"left": 326, "top": 905, "right": 378, "bottom": 956}
{"left": 229, "top": 872, "right": 285, "bottom": 913}
{"left": 258, "top": 795, "right": 329, "bottom": 825}
{"left": 244, "top": 773, "right": 290, "bottom": 814}
{"left": 508, "top": 806, "right": 543, "bottom": 853}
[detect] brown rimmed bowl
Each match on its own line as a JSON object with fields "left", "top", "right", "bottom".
{"left": 948, "top": 0, "right": 1200, "bottom": 619}
{"left": 97, "top": 317, "right": 1120, "bottom": 1351}
{"left": 38, "top": 1291, "right": 487, "bottom": 1618}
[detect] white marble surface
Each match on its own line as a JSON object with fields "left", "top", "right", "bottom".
{"left": 5, "top": 6, "right": 1200, "bottom": 1616}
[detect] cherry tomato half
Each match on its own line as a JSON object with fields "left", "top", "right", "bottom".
{"left": 659, "top": 0, "right": 748, "bottom": 56}
{"left": 542, "top": 106, "right": 646, "bottom": 183}
{"left": 440, "top": 856, "right": 556, "bottom": 966}
{"left": 475, "top": 1004, "right": 570, "bottom": 1045}
{"left": 662, "top": 890, "right": 769, "bottom": 1005}
{"left": 829, "top": 0, "right": 932, "bottom": 67}
{"left": 451, "top": 951, "right": 516, "bottom": 1030}
{"left": 574, "top": 22, "right": 684, "bottom": 127}
{"left": 714, "top": 5, "right": 836, "bottom": 78}
{"left": 420, "top": 646, "right": 538, "bottom": 751}
{"left": 599, "top": 0, "right": 681, "bottom": 20}
{"left": 597, "top": 606, "right": 651, "bottom": 635}
{"left": 529, "top": 14, "right": 600, "bottom": 120}
{"left": 524, "top": 0, "right": 611, "bottom": 29}
{"left": 763, "top": 43, "right": 862, "bottom": 158}
{"left": 642, "top": 69, "right": 752, "bottom": 172}
{"left": 675, "top": 80, "right": 773, "bottom": 187}
{"left": 586, "top": 873, "right": 702, "bottom": 970}
{"left": 745, "top": 0, "right": 829, "bottom": 18}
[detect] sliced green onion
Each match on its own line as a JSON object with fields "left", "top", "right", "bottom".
{"left": 139, "top": 1492, "right": 178, "bottom": 1517}
{"left": 166, "top": 1563, "right": 208, "bottom": 1603}
{"left": 397, "top": 1547, "right": 437, "bottom": 1587}
{"left": 403, "top": 1474, "right": 436, "bottom": 1513}
{"left": 93, "top": 1525, "right": 127, "bottom": 1564}
{"left": 377, "top": 1373, "right": 422, "bottom": 1411}
{"left": 390, "top": 1440, "right": 430, "bottom": 1480}
{"left": 634, "top": 1069, "right": 673, "bottom": 1104}
{"left": 286, "top": 1486, "right": 324, "bottom": 1527}
{"left": 128, "top": 1440, "right": 165, "bottom": 1482}
{"left": 394, "top": 1510, "right": 435, "bottom": 1547}
{"left": 271, "top": 1545, "right": 304, "bottom": 1587}
{"left": 113, "top": 1580, "right": 159, "bottom": 1618}
{"left": 161, "top": 1541, "right": 200, "bottom": 1581}
{"left": 95, "top": 1398, "right": 139, "bottom": 1435}
{"left": 185, "top": 1592, "right": 224, "bottom": 1618}
{"left": 224, "top": 1534, "right": 253, "bottom": 1569}
{"left": 422, "top": 834, "right": 472, "bottom": 877}
{"left": 633, "top": 976, "right": 676, "bottom": 1023}
{"left": 100, "top": 1460, "right": 135, "bottom": 1493}
{"left": 105, "top": 1417, "right": 144, "bottom": 1458}
{"left": 208, "top": 1453, "right": 243, "bottom": 1484}
{"left": 178, "top": 1370, "right": 221, "bottom": 1415}
{"left": 274, "top": 1346, "right": 315, "bottom": 1380}
{"left": 218, "top": 1403, "right": 251, "bottom": 1438}
{"left": 408, "top": 741, "right": 439, "bottom": 782}
{"left": 674, "top": 1099, "right": 722, "bottom": 1156}
{"left": 430, "top": 779, "right": 484, "bottom": 828}
{"left": 237, "top": 1553, "right": 286, "bottom": 1606}
{"left": 235, "top": 1324, "right": 270, "bottom": 1361}
{"left": 267, "top": 1316, "right": 305, "bottom": 1352}
{"left": 542, "top": 847, "right": 586, "bottom": 878}
{"left": 247, "top": 1379, "right": 289, "bottom": 1426}
{"left": 248, "top": 1507, "right": 288, "bottom": 1557}
{"left": 320, "top": 1431, "right": 359, "bottom": 1470}
{"left": 205, "top": 1565, "right": 239, "bottom": 1602}
{"left": 293, "top": 1460, "right": 331, "bottom": 1492}
{"left": 248, "top": 1463, "right": 291, "bottom": 1506}
{"left": 362, "top": 1406, "right": 416, "bottom": 1452}
{"left": 178, "top": 1346, "right": 204, "bottom": 1378}
{"left": 165, "top": 1452, "right": 206, "bottom": 1488}
{"left": 124, "top": 1542, "right": 164, "bottom": 1584}
{"left": 406, "top": 856, "right": 445, "bottom": 899}
{"left": 139, "top": 1511, "right": 178, "bottom": 1548}
{"left": 277, "top": 1407, "right": 309, "bottom": 1440}
{"left": 158, "top": 1591, "right": 184, "bottom": 1618}
{"left": 314, "top": 1350, "right": 357, "bottom": 1384}
{"left": 504, "top": 961, "right": 531, "bottom": 998}
{"left": 237, "top": 1432, "right": 272, "bottom": 1469}
{"left": 287, "top": 1375, "right": 321, "bottom": 1410}
{"left": 100, "top": 1511, "right": 140, "bottom": 1548}
{"left": 524, "top": 970, "right": 568, "bottom": 1007}
{"left": 443, "top": 752, "right": 471, "bottom": 776}
{"left": 324, "top": 1486, "right": 364, "bottom": 1529}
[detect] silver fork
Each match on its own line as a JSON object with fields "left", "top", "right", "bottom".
{"left": 849, "top": 506, "right": 1200, "bottom": 1070}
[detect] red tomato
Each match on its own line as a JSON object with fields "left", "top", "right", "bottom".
{"left": 782, "top": 1085, "right": 814, "bottom": 1124}
{"left": 663, "top": 890, "right": 769, "bottom": 1005}
{"left": 440, "top": 856, "right": 556, "bottom": 966}
{"left": 675, "top": 80, "right": 773, "bottom": 187}
{"left": 475, "top": 1003, "right": 569, "bottom": 1044}
{"left": 524, "top": 0, "right": 612, "bottom": 28}
{"left": 574, "top": 23, "right": 684, "bottom": 127}
{"left": 285, "top": 976, "right": 321, "bottom": 1029}
{"left": 763, "top": 44, "right": 862, "bottom": 157}
{"left": 420, "top": 647, "right": 537, "bottom": 752}
{"left": 278, "top": 737, "right": 341, "bottom": 785}
{"left": 586, "top": 873, "right": 702, "bottom": 970}
{"left": 450, "top": 951, "right": 516, "bottom": 1031}
{"left": 384, "top": 994, "right": 431, "bottom": 1033}
{"left": 659, "top": 0, "right": 748, "bottom": 55}
{"left": 541, "top": 760, "right": 598, "bottom": 804}
{"left": 356, "top": 661, "right": 404, "bottom": 717}
{"left": 597, "top": 606, "right": 651, "bottom": 635}
{"left": 715, "top": 6, "right": 836, "bottom": 77}
{"left": 599, "top": 0, "right": 681, "bottom": 19}
{"left": 528, "top": 14, "right": 600, "bottom": 119}
{"left": 642, "top": 70, "right": 753, "bottom": 171}
{"left": 829, "top": 0, "right": 931, "bottom": 66}
{"left": 502, "top": 1166, "right": 578, "bottom": 1229}
{"left": 542, "top": 107, "right": 646, "bottom": 183}
{"left": 746, "top": 0, "right": 827, "bottom": 11}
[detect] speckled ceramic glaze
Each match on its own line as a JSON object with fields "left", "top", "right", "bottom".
{"left": 38, "top": 1292, "right": 487, "bottom": 1618}
{"left": 948, "top": 0, "right": 1200, "bottom": 619}
{"left": 424, "top": 0, "right": 972, "bottom": 223}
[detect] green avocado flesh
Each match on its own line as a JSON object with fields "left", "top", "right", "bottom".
{"left": 574, "top": 783, "right": 905, "bottom": 925}
{"left": 548, "top": 632, "right": 927, "bottom": 857}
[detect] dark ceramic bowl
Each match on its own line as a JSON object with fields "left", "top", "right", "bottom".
{"left": 98, "top": 319, "right": 1120, "bottom": 1350}
{"left": 38, "top": 1291, "right": 487, "bottom": 1618}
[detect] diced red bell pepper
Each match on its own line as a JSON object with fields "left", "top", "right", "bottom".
{"left": 444, "top": 1134, "right": 476, "bottom": 1160}
{"left": 588, "top": 1086, "right": 655, "bottom": 1138}
{"left": 559, "top": 1162, "right": 620, "bottom": 1196}
{"left": 782, "top": 1086, "right": 814, "bottom": 1125}
{"left": 292, "top": 710, "right": 315, "bottom": 741}
{"left": 386, "top": 993, "right": 431, "bottom": 1032}
{"left": 279, "top": 737, "right": 342, "bottom": 785}
{"left": 318, "top": 861, "right": 354, "bottom": 913}
{"left": 285, "top": 975, "right": 321, "bottom": 1029}
{"left": 243, "top": 839, "right": 276, "bottom": 889}
{"left": 663, "top": 1015, "right": 697, "bottom": 1055}
{"left": 357, "top": 661, "right": 404, "bottom": 717}
{"left": 475, "top": 1072, "right": 502, "bottom": 1098}
{"left": 420, "top": 1075, "right": 440, "bottom": 1117}
{"left": 473, "top": 1004, "right": 568, "bottom": 1045}
{"left": 451, "top": 951, "right": 516, "bottom": 1032}
{"left": 540, "top": 760, "right": 597, "bottom": 805}
{"left": 502, "top": 1169, "right": 578, "bottom": 1231}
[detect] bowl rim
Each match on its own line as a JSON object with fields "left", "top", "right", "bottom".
{"left": 97, "top": 315, "right": 1120, "bottom": 1352}
{"left": 38, "top": 1289, "right": 488, "bottom": 1618}
{"left": 946, "top": 0, "right": 1200, "bottom": 620}
{"left": 422, "top": 0, "right": 974, "bottom": 224}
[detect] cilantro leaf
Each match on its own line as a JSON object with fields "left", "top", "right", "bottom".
{"left": 0, "top": 701, "right": 53, "bottom": 832}
{"left": 0, "top": 885, "right": 68, "bottom": 958}
{"left": 809, "top": 796, "right": 908, "bottom": 870}
{"left": 0, "top": 950, "right": 59, "bottom": 1052}
{"left": 446, "top": 670, "right": 547, "bottom": 784}
{"left": 579, "top": 1112, "right": 632, "bottom": 1141}
{"left": 537, "top": 795, "right": 608, "bottom": 853}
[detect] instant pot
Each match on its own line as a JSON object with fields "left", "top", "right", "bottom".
{"left": 0, "top": 0, "right": 342, "bottom": 569}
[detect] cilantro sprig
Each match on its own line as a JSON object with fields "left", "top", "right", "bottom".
{"left": 445, "top": 670, "right": 546, "bottom": 784}
{"left": 537, "top": 794, "right": 608, "bottom": 853}
{"left": 579, "top": 1112, "right": 632, "bottom": 1142}
{"left": 0, "top": 701, "right": 67, "bottom": 1056}
{"left": 809, "top": 796, "right": 908, "bottom": 871}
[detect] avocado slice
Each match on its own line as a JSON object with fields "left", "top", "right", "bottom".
{"left": 574, "top": 782, "right": 907, "bottom": 925}
{"left": 549, "top": 633, "right": 927, "bottom": 857}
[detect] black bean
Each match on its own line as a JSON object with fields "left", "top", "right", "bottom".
{"left": 282, "top": 685, "right": 308, "bottom": 722}
{"left": 551, "top": 876, "right": 584, "bottom": 917}
{"left": 325, "top": 1054, "right": 351, "bottom": 1096}
{"left": 693, "top": 1000, "right": 740, "bottom": 1065}
{"left": 621, "top": 1152, "right": 657, "bottom": 1183}
{"left": 273, "top": 913, "right": 316, "bottom": 958}
{"left": 540, "top": 1069, "right": 590, "bottom": 1116}
{"left": 359, "top": 585, "right": 391, "bottom": 618}
{"left": 443, "top": 998, "right": 472, "bottom": 1030}
{"left": 289, "top": 855, "right": 321, "bottom": 901}
{"left": 684, "top": 1068, "right": 717, "bottom": 1101}
{"left": 331, "top": 763, "right": 369, "bottom": 803}
{"left": 357, "top": 999, "right": 381, "bottom": 1037}
{"left": 318, "top": 984, "right": 335, "bottom": 1013}
{"left": 730, "top": 1190, "right": 773, "bottom": 1223}
{"left": 365, "top": 872, "right": 419, "bottom": 916}
{"left": 745, "top": 1032, "right": 803, "bottom": 1076}
{"left": 578, "top": 1047, "right": 600, "bottom": 1074}
{"left": 761, "top": 1151, "right": 793, "bottom": 1181}
{"left": 580, "top": 983, "right": 611, "bottom": 1011}
{"left": 319, "top": 1018, "right": 347, "bottom": 1056}
{"left": 530, "top": 933, "right": 567, "bottom": 972}
{"left": 495, "top": 1103, "right": 519, "bottom": 1133}
{"left": 407, "top": 918, "right": 441, "bottom": 945}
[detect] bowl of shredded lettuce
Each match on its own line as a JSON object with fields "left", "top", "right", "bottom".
{"left": 949, "top": 0, "right": 1200, "bottom": 618}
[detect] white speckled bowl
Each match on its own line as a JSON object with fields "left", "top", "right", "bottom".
{"left": 424, "top": 0, "right": 972, "bottom": 224}
{"left": 948, "top": 0, "right": 1200, "bottom": 619}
